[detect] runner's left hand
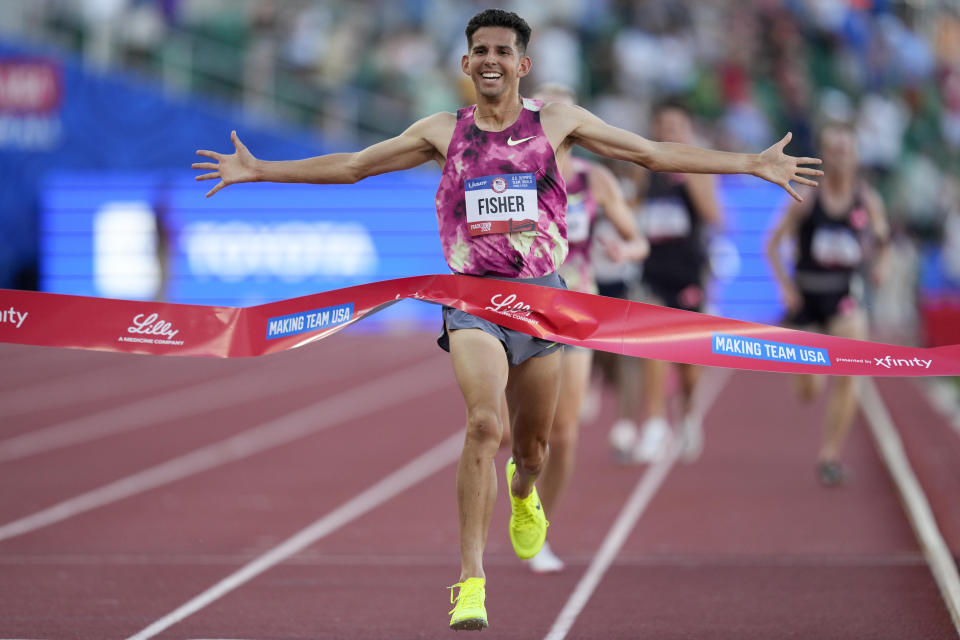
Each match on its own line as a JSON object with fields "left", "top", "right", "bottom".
{"left": 755, "top": 132, "right": 823, "bottom": 202}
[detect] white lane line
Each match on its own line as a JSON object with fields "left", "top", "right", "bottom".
{"left": 0, "top": 347, "right": 354, "bottom": 462}
{"left": 0, "top": 352, "right": 278, "bottom": 421}
{"left": 916, "top": 378, "right": 960, "bottom": 439}
{"left": 0, "top": 356, "right": 452, "bottom": 542}
{"left": 544, "top": 367, "right": 732, "bottom": 640}
{"left": 860, "top": 379, "right": 960, "bottom": 635}
{"left": 125, "top": 430, "right": 464, "bottom": 640}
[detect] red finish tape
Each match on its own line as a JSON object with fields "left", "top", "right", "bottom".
{"left": 1, "top": 275, "right": 957, "bottom": 376}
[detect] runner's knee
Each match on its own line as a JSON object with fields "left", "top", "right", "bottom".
{"left": 548, "top": 418, "right": 577, "bottom": 456}
{"left": 512, "top": 435, "right": 547, "bottom": 475}
{"left": 464, "top": 406, "right": 503, "bottom": 448}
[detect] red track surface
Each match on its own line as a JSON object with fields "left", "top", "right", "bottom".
{"left": 0, "top": 333, "right": 957, "bottom": 639}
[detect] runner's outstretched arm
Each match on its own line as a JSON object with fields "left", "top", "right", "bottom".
{"left": 192, "top": 113, "right": 452, "bottom": 197}
{"left": 550, "top": 104, "right": 823, "bottom": 202}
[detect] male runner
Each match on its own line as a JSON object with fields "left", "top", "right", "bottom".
{"left": 766, "top": 121, "right": 888, "bottom": 486}
{"left": 193, "top": 8, "right": 822, "bottom": 630}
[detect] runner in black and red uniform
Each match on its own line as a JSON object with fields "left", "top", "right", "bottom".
{"left": 608, "top": 100, "right": 721, "bottom": 464}
{"left": 767, "top": 121, "right": 889, "bottom": 486}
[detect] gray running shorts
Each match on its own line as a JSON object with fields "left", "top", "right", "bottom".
{"left": 437, "top": 272, "right": 566, "bottom": 367}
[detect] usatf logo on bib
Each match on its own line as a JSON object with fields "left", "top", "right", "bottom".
{"left": 465, "top": 172, "right": 539, "bottom": 236}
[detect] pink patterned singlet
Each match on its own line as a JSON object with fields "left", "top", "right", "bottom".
{"left": 557, "top": 157, "right": 599, "bottom": 294}
{"left": 435, "top": 98, "right": 568, "bottom": 277}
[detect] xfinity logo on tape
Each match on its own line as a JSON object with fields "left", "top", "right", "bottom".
{"left": 267, "top": 303, "right": 353, "bottom": 339}
{"left": 713, "top": 333, "right": 830, "bottom": 366}
{"left": 874, "top": 355, "right": 931, "bottom": 369}
{"left": 1, "top": 307, "right": 28, "bottom": 328}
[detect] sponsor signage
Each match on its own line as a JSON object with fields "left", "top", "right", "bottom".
{"left": 2, "top": 275, "right": 957, "bottom": 376}
{"left": 266, "top": 303, "right": 354, "bottom": 339}
{"left": 118, "top": 312, "right": 184, "bottom": 346}
{"left": 0, "top": 57, "right": 62, "bottom": 150}
{"left": 712, "top": 332, "right": 831, "bottom": 366}
{"left": 0, "top": 306, "right": 28, "bottom": 328}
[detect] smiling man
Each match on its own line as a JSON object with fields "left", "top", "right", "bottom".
{"left": 192, "top": 8, "right": 822, "bottom": 631}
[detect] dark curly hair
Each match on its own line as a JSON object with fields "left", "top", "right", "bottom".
{"left": 465, "top": 9, "right": 531, "bottom": 54}
{"left": 652, "top": 97, "right": 692, "bottom": 119}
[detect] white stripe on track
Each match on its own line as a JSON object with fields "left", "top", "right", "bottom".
{"left": 0, "top": 347, "right": 354, "bottom": 462}
{"left": 124, "top": 430, "right": 464, "bottom": 640}
{"left": 916, "top": 378, "right": 960, "bottom": 439}
{"left": 860, "top": 379, "right": 960, "bottom": 635}
{"left": 0, "top": 356, "right": 237, "bottom": 421}
{"left": 0, "top": 356, "right": 452, "bottom": 542}
{"left": 544, "top": 367, "right": 732, "bottom": 640}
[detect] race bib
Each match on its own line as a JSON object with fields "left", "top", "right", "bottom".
{"left": 465, "top": 173, "right": 539, "bottom": 236}
{"left": 566, "top": 192, "right": 590, "bottom": 243}
{"left": 641, "top": 197, "right": 690, "bottom": 241}
{"left": 811, "top": 227, "right": 862, "bottom": 268}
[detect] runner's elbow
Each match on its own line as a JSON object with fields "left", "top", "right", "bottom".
{"left": 342, "top": 155, "right": 367, "bottom": 184}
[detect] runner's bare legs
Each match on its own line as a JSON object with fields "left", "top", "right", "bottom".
{"left": 538, "top": 348, "right": 591, "bottom": 517}
{"left": 642, "top": 358, "right": 669, "bottom": 421}
{"left": 678, "top": 363, "right": 701, "bottom": 415}
{"left": 506, "top": 348, "right": 563, "bottom": 500}
{"left": 449, "top": 328, "right": 509, "bottom": 581}
{"left": 449, "top": 328, "right": 561, "bottom": 580}
{"left": 819, "top": 310, "right": 868, "bottom": 463}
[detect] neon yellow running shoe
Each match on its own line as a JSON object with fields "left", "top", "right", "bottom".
{"left": 448, "top": 577, "right": 487, "bottom": 631}
{"left": 505, "top": 457, "right": 548, "bottom": 559}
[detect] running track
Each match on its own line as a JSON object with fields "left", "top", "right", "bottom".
{"left": 1, "top": 331, "right": 958, "bottom": 639}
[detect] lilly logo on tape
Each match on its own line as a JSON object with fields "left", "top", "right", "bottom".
{"left": 128, "top": 313, "right": 179, "bottom": 340}
{"left": 119, "top": 312, "right": 184, "bottom": 346}
{"left": 486, "top": 293, "right": 531, "bottom": 318}
{"left": 712, "top": 332, "right": 830, "bottom": 366}
{"left": 266, "top": 303, "right": 354, "bottom": 340}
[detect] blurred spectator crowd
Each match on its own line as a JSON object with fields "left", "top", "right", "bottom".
{"left": 9, "top": 1, "right": 960, "bottom": 240}
{"left": 5, "top": 0, "right": 960, "bottom": 331}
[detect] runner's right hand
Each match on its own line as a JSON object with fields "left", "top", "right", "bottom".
{"left": 192, "top": 130, "right": 260, "bottom": 197}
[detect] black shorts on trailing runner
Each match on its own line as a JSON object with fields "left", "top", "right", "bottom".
{"left": 437, "top": 272, "right": 566, "bottom": 367}
{"left": 787, "top": 272, "right": 863, "bottom": 330}
{"left": 788, "top": 289, "right": 859, "bottom": 329}
{"left": 635, "top": 278, "right": 705, "bottom": 312}
{"left": 596, "top": 279, "right": 629, "bottom": 300}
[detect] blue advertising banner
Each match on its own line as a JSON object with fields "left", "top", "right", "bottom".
{"left": 39, "top": 169, "right": 449, "bottom": 328}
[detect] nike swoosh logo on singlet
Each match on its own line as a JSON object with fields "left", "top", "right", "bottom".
{"left": 507, "top": 136, "right": 536, "bottom": 146}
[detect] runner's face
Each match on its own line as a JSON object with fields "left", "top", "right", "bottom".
{"left": 820, "top": 127, "right": 857, "bottom": 173}
{"left": 654, "top": 108, "right": 692, "bottom": 143}
{"left": 462, "top": 27, "right": 530, "bottom": 99}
